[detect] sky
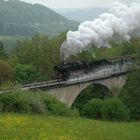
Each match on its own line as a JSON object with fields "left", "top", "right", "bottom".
{"left": 21, "top": 0, "right": 134, "bottom": 9}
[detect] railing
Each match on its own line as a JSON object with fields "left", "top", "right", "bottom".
{"left": 67, "top": 67, "right": 128, "bottom": 85}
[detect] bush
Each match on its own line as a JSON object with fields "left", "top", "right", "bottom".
{"left": 0, "top": 93, "right": 30, "bottom": 113}
{"left": 0, "top": 93, "right": 15, "bottom": 112}
{"left": 13, "top": 63, "right": 40, "bottom": 84}
{"left": 119, "top": 70, "right": 140, "bottom": 120}
{"left": 83, "top": 99, "right": 103, "bottom": 119}
{"left": 82, "top": 98, "right": 128, "bottom": 121}
{"left": 29, "top": 98, "right": 46, "bottom": 114}
{"left": 0, "top": 91, "right": 79, "bottom": 117}
{"left": 72, "top": 84, "right": 113, "bottom": 115}
{"left": 43, "top": 95, "right": 79, "bottom": 117}
{"left": 102, "top": 98, "right": 128, "bottom": 121}
{"left": 0, "top": 59, "right": 15, "bottom": 85}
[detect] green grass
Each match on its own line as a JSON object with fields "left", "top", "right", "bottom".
{"left": 0, "top": 113, "right": 140, "bottom": 140}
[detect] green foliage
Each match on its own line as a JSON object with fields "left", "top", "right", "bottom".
{"left": 83, "top": 99, "right": 103, "bottom": 119}
{"left": 0, "top": 0, "right": 78, "bottom": 36}
{"left": 83, "top": 98, "right": 128, "bottom": 121}
{"left": 0, "top": 91, "right": 79, "bottom": 117}
{"left": 72, "top": 84, "right": 113, "bottom": 115}
{"left": 131, "top": 38, "right": 140, "bottom": 56}
{"left": 0, "top": 42, "right": 6, "bottom": 58}
{"left": 0, "top": 93, "right": 30, "bottom": 113}
{"left": 29, "top": 98, "right": 46, "bottom": 114}
{"left": 120, "top": 42, "right": 135, "bottom": 55}
{"left": 13, "top": 63, "right": 40, "bottom": 84}
{"left": 44, "top": 96, "right": 78, "bottom": 116}
{"left": 0, "top": 59, "right": 14, "bottom": 85}
{"left": 102, "top": 98, "right": 128, "bottom": 121}
{"left": 15, "top": 33, "right": 65, "bottom": 80}
{"left": 119, "top": 70, "right": 140, "bottom": 120}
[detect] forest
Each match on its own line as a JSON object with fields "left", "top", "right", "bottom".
{"left": 0, "top": 0, "right": 78, "bottom": 36}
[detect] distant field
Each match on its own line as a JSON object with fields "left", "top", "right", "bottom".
{"left": 0, "top": 114, "right": 140, "bottom": 140}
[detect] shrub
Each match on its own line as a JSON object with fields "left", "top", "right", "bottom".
{"left": 0, "top": 59, "right": 15, "bottom": 85}
{"left": 29, "top": 98, "right": 46, "bottom": 114}
{"left": 12, "top": 98, "right": 30, "bottom": 113}
{"left": 0, "top": 93, "right": 16, "bottom": 112}
{"left": 72, "top": 84, "right": 113, "bottom": 115}
{"left": 119, "top": 70, "right": 140, "bottom": 120}
{"left": 43, "top": 95, "right": 79, "bottom": 117}
{"left": 102, "top": 98, "right": 128, "bottom": 121}
{"left": 0, "top": 91, "right": 79, "bottom": 117}
{"left": 82, "top": 98, "right": 128, "bottom": 121}
{"left": 83, "top": 99, "right": 103, "bottom": 119}
{"left": 0, "top": 93, "right": 30, "bottom": 113}
{"left": 13, "top": 63, "right": 40, "bottom": 84}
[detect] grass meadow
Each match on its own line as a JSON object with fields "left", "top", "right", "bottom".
{"left": 0, "top": 113, "right": 140, "bottom": 140}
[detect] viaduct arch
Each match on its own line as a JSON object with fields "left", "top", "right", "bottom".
{"left": 47, "top": 75, "right": 126, "bottom": 107}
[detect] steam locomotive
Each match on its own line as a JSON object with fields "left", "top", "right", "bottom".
{"left": 53, "top": 55, "right": 135, "bottom": 81}
{"left": 53, "top": 59, "right": 109, "bottom": 80}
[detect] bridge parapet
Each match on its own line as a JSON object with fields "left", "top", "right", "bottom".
{"left": 69, "top": 62, "right": 129, "bottom": 84}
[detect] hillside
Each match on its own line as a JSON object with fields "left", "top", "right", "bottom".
{"left": 56, "top": 7, "right": 108, "bottom": 22}
{"left": 0, "top": 0, "right": 78, "bottom": 36}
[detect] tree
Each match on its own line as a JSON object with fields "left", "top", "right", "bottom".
{"left": 15, "top": 33, "right": 65, "bottom": 80}
{"left": 0, "top": 59, "right": 14, "bottom": 85}
{"left": 119, "top": 70, "right": 140, "bottom": 120}
{"left": 83, "top": 99, "right": 103, "bottom": 119}
{"left": 0, "top": 42, "right": 6, "bottom": 58}
{"left": 102, "top": 98, "right": 128, "bottom": 121}
{"left": 14, "top": 63, "right": 40, "bottom": 84}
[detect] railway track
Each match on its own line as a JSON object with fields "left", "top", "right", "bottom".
{"left": 21, "top": 79, "right": 67, "bottom": 90}
{"left": 22, "top": 80, "right": 58, "bottom": 88}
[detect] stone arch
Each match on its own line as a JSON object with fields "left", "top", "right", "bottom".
{"left": 72, "top": 83, "right": 113, "bottom": 110}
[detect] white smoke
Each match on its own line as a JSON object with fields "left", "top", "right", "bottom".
{"left": 60, "top": 1, "right": 140, "bottom": 61}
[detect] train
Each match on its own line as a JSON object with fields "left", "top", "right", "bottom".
{"left": 53, "top": 55, "right": 135, "bottom": 81}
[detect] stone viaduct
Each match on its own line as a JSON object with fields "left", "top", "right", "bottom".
{"left": 47, "top": 74, "right": 126, "bottom": 107}
{"left": 22, "top": 57, "right": 134, "bottom": 107}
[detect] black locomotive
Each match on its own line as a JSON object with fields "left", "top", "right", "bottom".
{"left": 53, "top": 55, "right": 135, "bottom": 81}
{"left": 53, "top": 59, "right": 109, "bottom": 80}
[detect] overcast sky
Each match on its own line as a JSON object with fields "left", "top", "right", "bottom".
{"left": 21, "top": 0, "right": 134, "bottom": 9}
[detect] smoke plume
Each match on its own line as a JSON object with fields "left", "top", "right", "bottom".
{"left": 60, "top": 1, "right": 140, "bottom": 61}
